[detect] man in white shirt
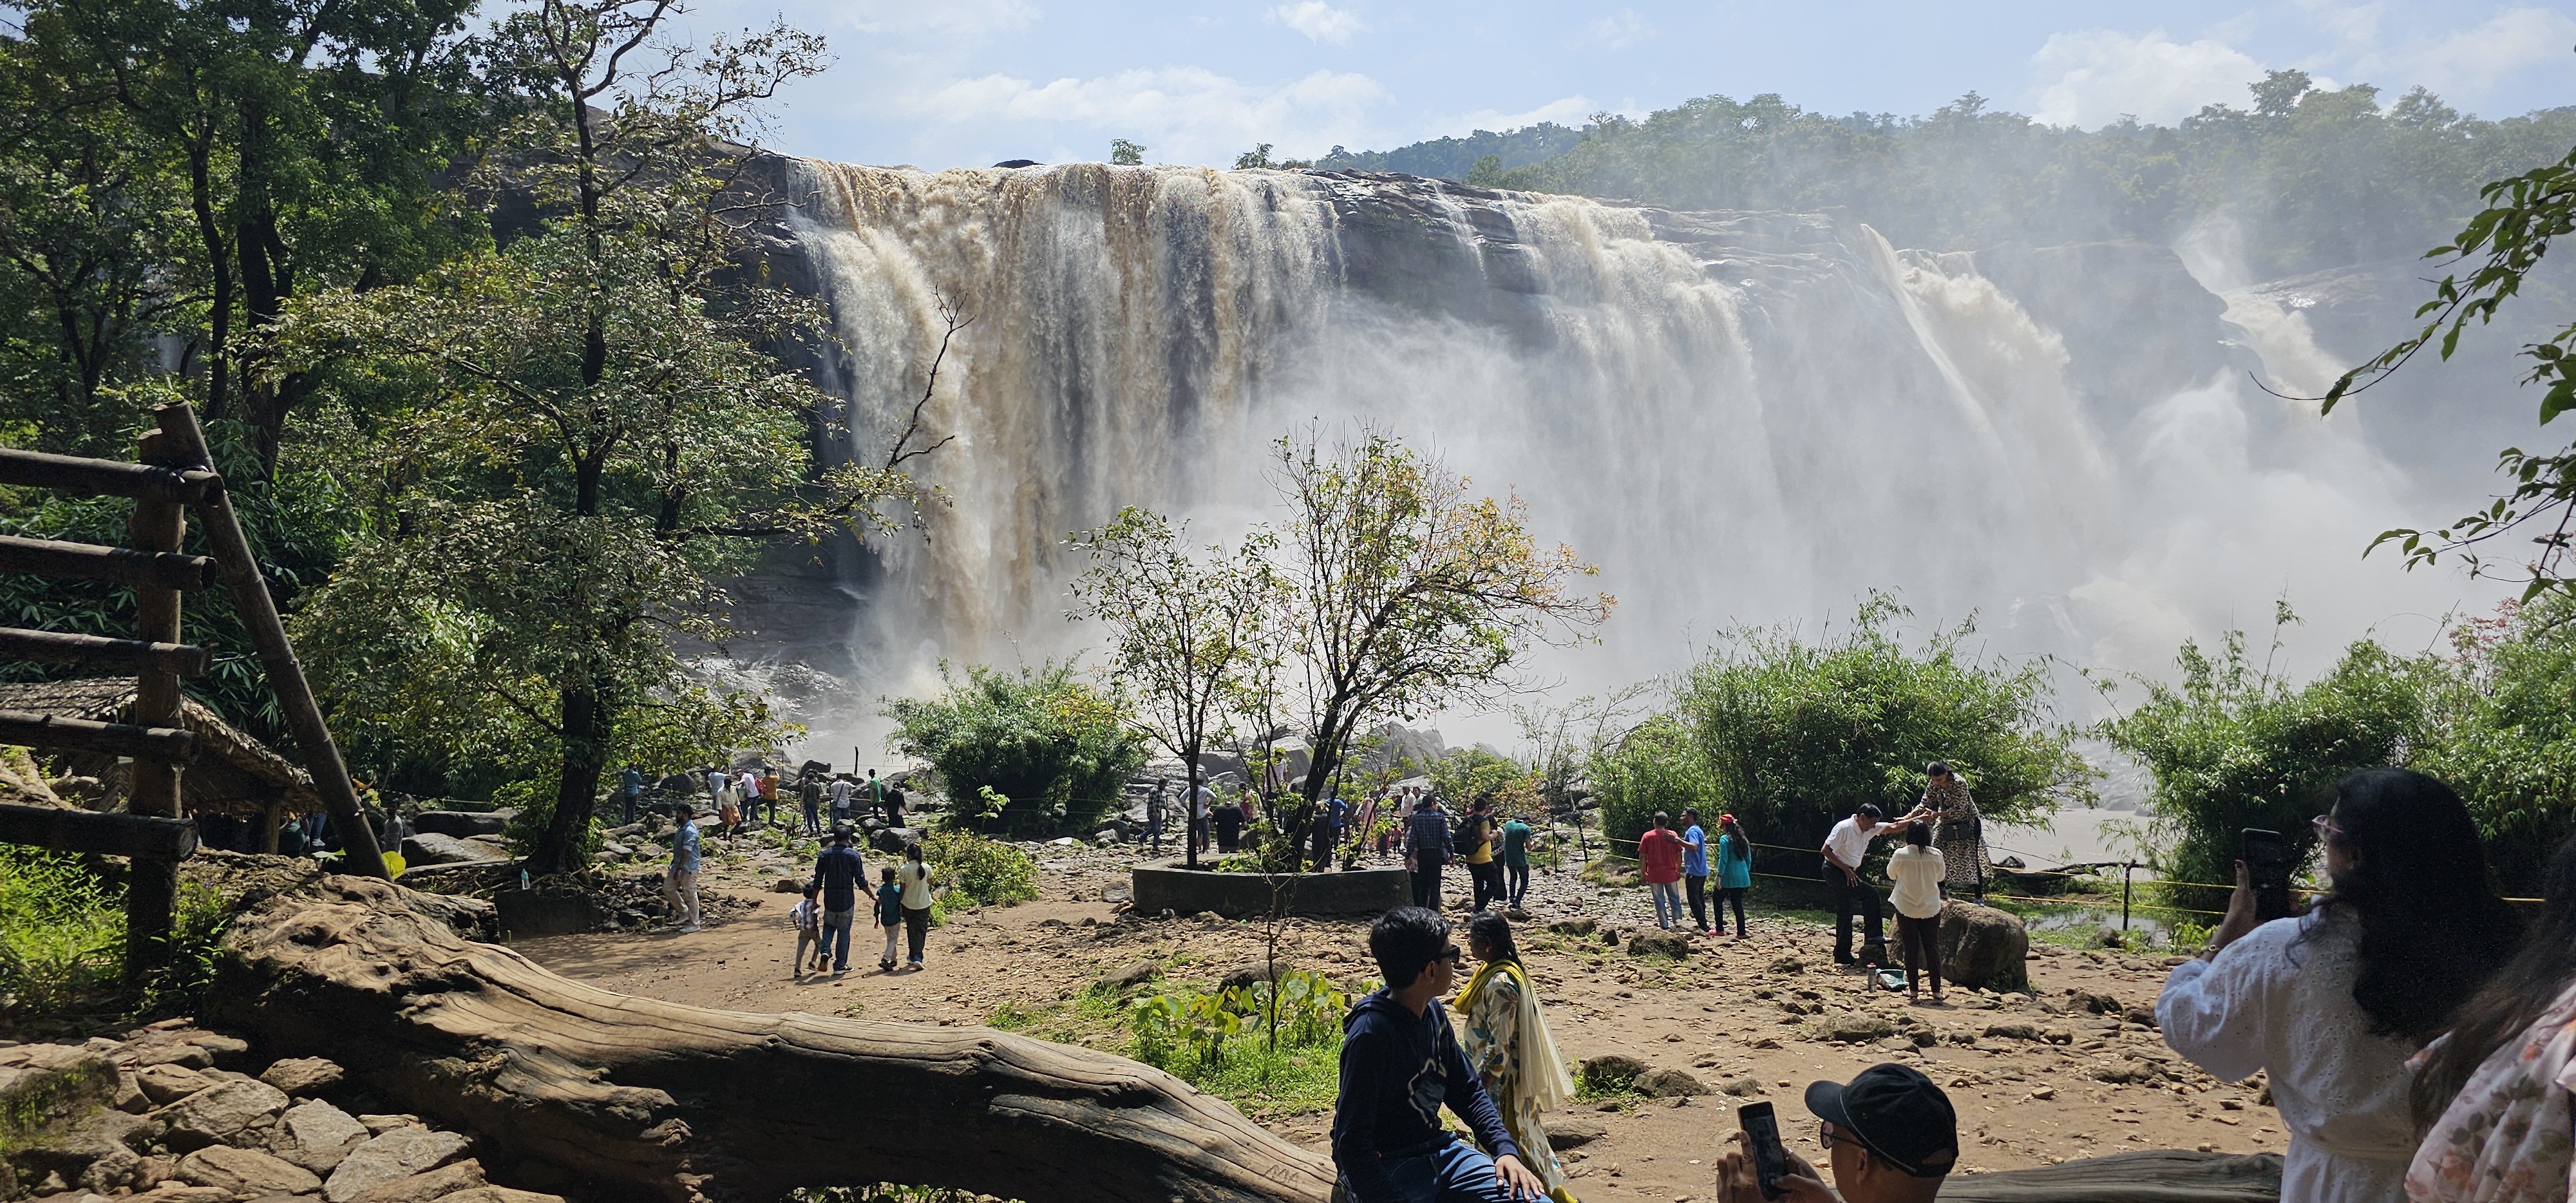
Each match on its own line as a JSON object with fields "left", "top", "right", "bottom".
{"left": 1821, "top": 804, "right": 1901, "bottom": 966}
{"left": 828, "top": 775, "right": 855, "bottom": 826}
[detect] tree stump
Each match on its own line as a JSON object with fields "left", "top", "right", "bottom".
{"left": 206, "top": 875, "right": 1335, "bottom": 1203}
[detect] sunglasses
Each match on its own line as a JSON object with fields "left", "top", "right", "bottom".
{"left": 1437, "top": 944, "right": 1464, "bottom": 965}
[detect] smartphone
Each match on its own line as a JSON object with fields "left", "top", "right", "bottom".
{"left": 2242, "top": 828, "right": 2293, "bottom": 922}
{"left": 1740, "top": 1102, "right": 1788, "bottom": 1200}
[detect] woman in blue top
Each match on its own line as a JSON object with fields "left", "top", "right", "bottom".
{"left": 1714, "top": 814, "right": 1754, "bottom": 940}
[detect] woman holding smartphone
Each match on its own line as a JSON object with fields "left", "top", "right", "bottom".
{"left": 2157, "top": 768, "right": 2518, "bottom": 1203}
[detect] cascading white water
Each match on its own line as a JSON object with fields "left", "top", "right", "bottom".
{"left": 779, "top": 162, "right": 2503, "bottom": 753}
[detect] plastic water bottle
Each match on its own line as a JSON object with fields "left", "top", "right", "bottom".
{"left": 520, "top": 869, "right": 531, "bottom": 891}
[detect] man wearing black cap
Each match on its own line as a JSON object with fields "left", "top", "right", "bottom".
{"left": 1714, "top": 1063, "right": 1957, "bottom": 1203}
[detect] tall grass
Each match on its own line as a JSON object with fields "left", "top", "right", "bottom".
{"left": 0, "top": 847, "right": 124, "bottom": 1013}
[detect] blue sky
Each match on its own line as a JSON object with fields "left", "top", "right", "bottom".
{"left": 683, "top": 0, "right": 2576, "bottom": 170}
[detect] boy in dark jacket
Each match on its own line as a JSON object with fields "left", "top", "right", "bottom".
{"left": 1332, "top": 907, "right": 1546, "bottom": 1203}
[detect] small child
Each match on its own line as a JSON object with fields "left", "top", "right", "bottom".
{"left": 875, "top": 866, "right": 904, "bottom": 972}
{"left": 790, "top": 884, "right": 822, "bottom": 976}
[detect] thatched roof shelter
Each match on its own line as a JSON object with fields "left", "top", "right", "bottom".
{"left": 0, "top": 677, "right": 321, "bottom": 817}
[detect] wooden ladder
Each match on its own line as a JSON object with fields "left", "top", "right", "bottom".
{"left": 0, "top": 401, "right": 389, "bottom": 987}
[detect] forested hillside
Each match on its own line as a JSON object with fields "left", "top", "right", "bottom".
{"left": 1319, "top": 73, "right": 2576, "bottom": 277}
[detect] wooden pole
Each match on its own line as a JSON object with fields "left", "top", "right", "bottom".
{"left": 0, "top": 627, "right": 209, "bottom": 676}
{"left": 126, "top": 427, "right": 186, "bottom": 987}
{"left": 0, "top": 710, "right": 198, "bottom": 761}
{"left": 0, "top": 802, "right": 198, "bottom": 860}
{"left": 0, "top": 535, "right": 216, "bottom": 590}
{"left": 152, "top": 404, "right": 389, "bottom": 880}
{"left": 0, "top": 447, "right": 219, "bottom": 503}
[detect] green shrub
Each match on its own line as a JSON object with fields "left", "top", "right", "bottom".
{"left": 0, "top": 847, "right": 123, "bottom": 1015}
{"left": 882, "top": 661, "right": 1146, "bottom": 835}
{"left": 1599, "top": 592, "right": 2088, "bottom": 854}
{"left": 2097, "top": 612, "right": 2430, "bottom": 911}
{"left": 920, "top": 828, "right": 1038, "bottom": 907}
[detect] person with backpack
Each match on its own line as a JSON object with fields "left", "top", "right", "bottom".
{"left": 1461, "top": 803, "right": 1502, "bottom": 912}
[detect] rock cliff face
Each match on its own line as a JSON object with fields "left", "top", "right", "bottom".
{"left": 710, "top": 160, "right": 2517, "bottom": 752}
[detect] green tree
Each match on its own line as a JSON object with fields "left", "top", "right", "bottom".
{"left": 1110, "top": 138, "right": 1146, "bottom": 166}
{"left": 882, "top": 661, "right": 1148, "bottom": 835}
{"left": 1589, "top": 712, "right": 1716, "bottom": 849}
{"left": 2095, "top": 606, "right": 2431, "bottom": 909}
{"left": 1464, "top": 154, "right": 1503, "bottom": 187}
{"left": 1235, "top": 144, "right": 1276, "bottom": 169}
{"left": 1067, "top": 507, "right": 1274, "bottom": 868}
{"left": 1262, "top": 427, "right": 1611, "bottom": 858}
{"left": 283, "top": 1, "right": 933, "bottom": 873}
{"left": 1666, "top": 591, "right": 2089, "bottom": 853}
{"left": 2410, "top": 596, "right": 2576, "bottom": 894}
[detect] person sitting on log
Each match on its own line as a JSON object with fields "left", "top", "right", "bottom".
{"left": 1332, "top": 905, "right": 1547, "bottom": 1203}
{"left": 1712, "top": 1063, "right": 1956, "bottom": 1203}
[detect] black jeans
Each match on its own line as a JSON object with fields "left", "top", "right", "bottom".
{"left": 1505, "top": 862, "right": 1530, "bottom": 908}
{"left": 902, "top": 905, "right": 930, "bottom": 963}
{"left": 1469, "top": 861, "right": 1502, "bottom": 911}
{"left": 1821, "top": 860, "right": 1884, "bottom": 962}
{"left": 1719, "top": 886, "right": 1748, "bottom": 936}
{"left": 1412, "top": 858, "right": 1446, "bottom": 909}
{"left": 1685, "top": 875, "right": 1709, "bottom": 930}
{"left": 1897, "top": 913, "right": 1942, "bottom": 994}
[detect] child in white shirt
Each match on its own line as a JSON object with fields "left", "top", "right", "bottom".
{"left": 790, "top": 884, "right": 822, "bottom": 976}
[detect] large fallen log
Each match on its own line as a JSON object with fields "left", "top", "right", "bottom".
{"left": 207, "top": 875, "right": 1337, "bottom": 1203}
{"left": 1942, "top": 1148, "right": 2282, "bottom": 1202}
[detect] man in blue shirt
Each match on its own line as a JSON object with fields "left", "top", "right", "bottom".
{"left": 1332, "top": 906, "right": 1546, "bottom": 1203}
{"left": 1682, "top": 808, "right": 1712, "bottom": 935}
{"left": 663, "top": 803, "right": 703, "bottom": 934}
{"left": 620, "top": 766, "right": 645, "bottom": 824}
{"left": 810, "top": 825, "right": 867, "bottom": 973}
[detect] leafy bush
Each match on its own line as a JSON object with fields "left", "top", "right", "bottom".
{"left": 883, "top": 661, "right": 1146, "bottom": 835}
{"left": 1600, "top": 592, "right": 2090, "bottom": 852}
{"left": 2412, "top": 598, "right": 2576, "bottom": 895}
{"left": 920, "top": 828, "right": 1039, "bottom": 907}
{"left": 1128, "top": 969, "right": 1347, "bottom": 1075}
{"left": 2096, "top": 611, "right": 2431, "bottom": 911}
{"left": 0, "top": 847, "right": 122, "bottom": 1015}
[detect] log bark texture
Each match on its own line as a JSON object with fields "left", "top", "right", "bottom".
{"left": 207, "top": 876, "right": 1337, "bottom": 1203}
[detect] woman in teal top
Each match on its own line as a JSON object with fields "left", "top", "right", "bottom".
{"left": 1714, "top": 814, "right": 1754, "bottom": 940}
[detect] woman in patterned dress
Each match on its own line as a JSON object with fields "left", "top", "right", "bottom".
{"left": 2407, "top": 833, "right": 2576, "bottom": 1203}
{"left": 1457, "top": 912, "right": 1578, "bottom": 1203}
{"left": 1921, "top": 761, "right": 1988, "bottom": 902}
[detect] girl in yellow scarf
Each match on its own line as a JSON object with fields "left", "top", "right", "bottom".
{"left": 1457, "top": 912, "right": 1579, "bottom": 1203}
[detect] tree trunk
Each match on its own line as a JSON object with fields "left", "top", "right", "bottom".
{"left": 532, "top": 681, "right": 604, "bottom": 875}
{"left": 208, "top": 876, "right": 1338, "bottom": 1203}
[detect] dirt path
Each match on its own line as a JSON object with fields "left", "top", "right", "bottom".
{"left": 515, "top": 840, "right": 2286, "bottom": 1202}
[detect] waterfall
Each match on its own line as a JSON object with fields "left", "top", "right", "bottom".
{"left": 773, "top": 162, "right": 2501, "bottom": 753}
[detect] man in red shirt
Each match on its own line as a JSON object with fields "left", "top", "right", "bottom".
{"left": 1639, "top": 811, "right": 1687, "bottom": 930}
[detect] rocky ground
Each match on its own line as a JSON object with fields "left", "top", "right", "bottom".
{"left": 508, "top": 835, "right": 2286, "bottom": 1203}
{"left": 0, "top": 1021, "right": 565, "bottom": 1203}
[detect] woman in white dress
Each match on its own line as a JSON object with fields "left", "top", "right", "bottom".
{"left": 2159, "top": 768, "right": 2520, "bottom": 1203}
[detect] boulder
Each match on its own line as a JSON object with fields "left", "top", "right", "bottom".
{"left": 871, "top": 826, "right": 920, "bottom": 855}
{"left": 1938, "top": 902, "right": 2030, "bottom": 991}
{"left": 1103, "top": 960, "right": 1161, "bottom": 990}
{"left": 1546, "top": 918, "right": 1598, "bottom": 937}
{"left": 1543, "top": 1119, "right": 1606, "bottom": 1149}
{"left": 270, "top": 1099, "right": 370, "bottom": 1173}
{"left": 1625, "top": 929, "right": 1693, "bottom": 959}
{"left": 1220, "top": 961, "right": 1295, "bottom": 990}
{"left": 154, "top": 1077, "right": 290, "bottom": 1150}
{"left": 411, "top": 811, "right": 508, "bottom": 838}
{"left": 1718, "top": 1075, "right": 1765, "bottom": 1097}
{"left": 439, "top": 1188, "right": 568, "bottom": 1203}
{"left": 770, "top": 878, "right": 802, "bottom": 894}
{"left": 1578, "top": 1054, "right": 1649, "bottom": 1092}
{"left": 325, "top": 1128, "right": 473, "bottom": 1203}
{"left": 1634, "top": 1068, "right": 1708, "bottom": 1097}
{"left": 348, "top": 1157, "right": 488, "bottom": 1203}
{"left": 259, "top": 1056, "right": 345, "bottom": 1097}
{"left": 176, "top": 1145, "right": 323, "bottom": 1195}
{"left": 1768, "top": 956, "right": 1806, "bottom": 974}
{"left": 402, "top": 833, "right": 507, "bottom": 867}
{"left": 137, "top": 1063, "right": 214, "bottom": 1105}
{"left": 1814, "top": 1011, "right": 1899, "bottom": 1043}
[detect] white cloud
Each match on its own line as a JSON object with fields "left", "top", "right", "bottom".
{"left": 2028, "top": 28, "right": 2269, "bottom": 128}
{"left": 2388, "top": 8, "right": 2576, "bottom": 100}
{"left": 1267, "top": 1, "right": 1367, "bottom": 45}
{"left": 916, "top": 66, "right": 1394, "bottom": 165}
{"left": 1590, "top": 8, "right": 1648, "bottom": 50}
{"left": 826, "top": 0, "right": 1039, "bottom": 37}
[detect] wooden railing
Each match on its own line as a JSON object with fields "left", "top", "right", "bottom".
{"left": 0, "top": 401, "right": 388, "bottom": 987}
